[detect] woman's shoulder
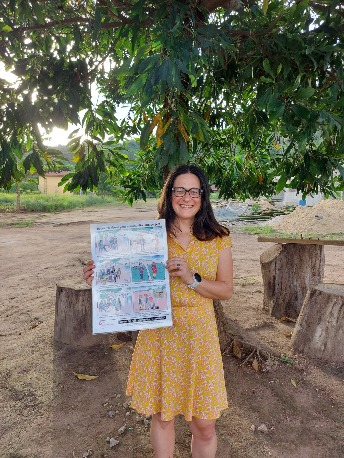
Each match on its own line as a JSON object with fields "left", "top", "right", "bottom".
{"left": 212, "top": 234, "right": 232, "bottom": 250}
{"left": 194, "top": 233, "right": 231, "bottom": 249}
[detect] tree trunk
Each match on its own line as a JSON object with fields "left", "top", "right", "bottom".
{"left": 16, "top": 181, "right": 21, "bottom": 212}
{"left": 214, "top": 299, "right": 233, "bottom": 352}
{"left": 54, "top": 284, "right": 105, "bottom": 347}
{"left": 260, "top": 243, "right": 325, "bottom": 319}
{"left": 291, "top": 283, "right": 344, "bottom": 363}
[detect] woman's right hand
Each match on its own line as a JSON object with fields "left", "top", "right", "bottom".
{"left": 83, "top": 260, "right": 95, "bottom": 286}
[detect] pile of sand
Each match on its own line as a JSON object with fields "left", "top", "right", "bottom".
{"left": 269, "top": 199, "right": 344, "bottom": 235}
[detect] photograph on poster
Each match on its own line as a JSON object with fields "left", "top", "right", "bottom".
{"left": 132, "top": 285, "right": 168, "bottom": 312}
{"left": 94, "top": 224, "right": 164, "bottom": 257}
{"left": 131, "top": 255, "right": 165, "bottom": 282}
{"left": 96, "top": 287, "right": 132, "bottom": 315}
{"left": 94, "top": 228, "right": 129, "bottom": 256}
{"left": 95, "top": 257, "right": 131, "bottom": 285}
{"left": 128, "top": 226, "right": 164, "bottom": 254}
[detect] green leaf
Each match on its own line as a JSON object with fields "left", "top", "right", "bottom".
{"left": 275, "top": 172, "right": 287, "bottom": 193}
{"left": 290, "top": 104, "right": 311, "bottom": 119}
{"left": 257, "top": 88, "right": 273, "bottom": 110}
{"left": 179, "top": 139, "right": 189, "bottom": 164}
{"left": 293, "top": 73, "right": 304, "bottom": 91}
{"left": 337, "top": 164, "right": 344, "bottom": 179}
{"left": 335, "top": 96, "right": 344, "bottom": 108}
{"left": 159, "top": 59, "right": 172, "bottom": 83}
{"left": 260, "top": 76, "right": 274, "bottom": 84}
{"left": 292, "top": 0, "right": 308, "bottom": 19}
{"left": 92, "top": 6, "right": 102, "bottom": 41}
{"left": 140, "top": 122, "right": 151, "bottom": 150}
{"left": 2, "top": 25, "right": 13, "bottom": 32}
{"left": 268, "top": 96, "right": 283, "bottom": 112}
{"left": 67, "top": 136, "right": 82, "bottom": 153}
{"left": 319, "top": 111, "right": 343, "bottom": 129}
{"left": 295, "top": 87, "right": 315, "bottom": 100}
{"left": 269, "top": 103, "right": 285, "bottom": 121}
{"left": 318, "top": 45, "right": 342, "bottom": 53}
{"left": 263, "top": 59, "right": 274, "bottom": 78}
{"left": 126, "top": 75, "right": 147, "bottom": 97}
{"left": 34, "top": 3, "right": 45, "bottom": 24}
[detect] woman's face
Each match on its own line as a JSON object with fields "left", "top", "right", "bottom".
{"left": 171, "top": 173, "right": 202, "bottom": 223}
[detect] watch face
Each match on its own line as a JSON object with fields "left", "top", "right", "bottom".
{"left": 194, "top": 273, "right": 202, "bottom": 282}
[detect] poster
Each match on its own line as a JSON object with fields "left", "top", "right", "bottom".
{"left": 90, "top": 219, "right": 172, "bottom": 334}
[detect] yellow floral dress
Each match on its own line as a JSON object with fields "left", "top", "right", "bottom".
{"left": 126, "top": 233, "right": 232, "bottom": 421}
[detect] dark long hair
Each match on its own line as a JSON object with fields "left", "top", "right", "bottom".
{"left": 157, "top": 164, "right": 229, "bottom": 241}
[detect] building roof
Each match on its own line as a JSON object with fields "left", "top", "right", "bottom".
{"left": 42, "top": 171, "right": 71, "bottom": 177}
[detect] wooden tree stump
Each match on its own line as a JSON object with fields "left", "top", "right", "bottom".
{"left": 54, "top": 284, "right": 105, "bottom": 347}
{"left": 260, "top": 243, "right": 324, "bottom": 319}
{"left": 53, "top": 286, "right": 245, "bottom": 354}
{"left": 214, "top": 299, "right": 232, "bottom": 353}
{"left": 291, "top": 283, "right": 344, "bottom": 363}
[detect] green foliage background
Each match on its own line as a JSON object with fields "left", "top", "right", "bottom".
{"left": 0, "top": 0, "right": 343, "bottom": 201}
{"left": 0, "top": 192, "right": 119, "bottom": 212}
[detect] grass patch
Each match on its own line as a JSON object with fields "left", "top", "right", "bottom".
{"left": 292, "top": 232, "right": 344, "bottom": 241}
{"left": 210, "top": 192, "right": 220, "bottom": 201}
{"left": 241, "top": 225, "right": 344, "bottom": 241}
{"left": 241, "top": 225, "right": 276, "bottom": 236}
{"left": 0, "top": 193, "right": 120, "bottom": 212}
{"left": 280, "top": 354, "right": 294, "bottom": 365}
{"left": 8, "top": 221, "right": 34, "bottom": 228}
{"left": 250, "top": 202, "right": 262, "bottom": 212}
{"left": 237, "top": 276, "right": 260, "bottom": 286}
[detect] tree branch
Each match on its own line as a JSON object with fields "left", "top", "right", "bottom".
{"left": 201, "top": 0, "right": 244, "bottom": 12}
{"left": 13, "top": 17, "right": 117, "bottom": 32}
{"left": 202, "top": 0, "right": 344, "bottom": 17}
{"left": 4, "top": 0, "right": 343, "bottom": 37}
{"left": 6, "top": 16, "right": 152, "bottom": 34}
{"left": 308, "top": 1, "right": 344, "bottom": 17}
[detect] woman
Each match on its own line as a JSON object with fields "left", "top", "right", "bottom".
{"left": 84, "top": 164, "right": 233, "bottom": 458}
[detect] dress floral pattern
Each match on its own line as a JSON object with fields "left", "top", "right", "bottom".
{"left": 126, "top": 233, "right": 232, "bottom": 421}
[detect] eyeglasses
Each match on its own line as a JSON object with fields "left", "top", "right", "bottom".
{"left": 172, "top": 187, "right": 203, "bottom": 198}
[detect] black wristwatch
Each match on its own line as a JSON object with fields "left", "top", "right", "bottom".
{"left": 187, "top": 273, "right": 202, "bottom": 290}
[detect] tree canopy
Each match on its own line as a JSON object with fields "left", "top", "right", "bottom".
{"left": 0, "top": 0, "right": 343, "bottom": 201}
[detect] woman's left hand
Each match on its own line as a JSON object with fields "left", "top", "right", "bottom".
{"left": 83, "top": 260, "right": 95, "bottom": 286}
{"left": 165, "top": 256, "right": 194, "bottom": 285}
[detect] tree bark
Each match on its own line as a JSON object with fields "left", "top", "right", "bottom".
{"left": 260, "top": 243, "right": 324, "bottom": 319}
{"left": 291, "top": 283, "right": 344, "bottom": 363}
{"left": 16, "top": 182, "right": 21, "bottom": 212}
{"left": 214, "top": 299, "right": 233, "bottom": 352}
{"left": 54, "top": 284, "right": 105, "bottom": 347}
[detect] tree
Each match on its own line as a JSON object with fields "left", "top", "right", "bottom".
{"left": 0, "top": 0, "right": 343, "bottom": 200}
{"left": 4, "top": 147, "right": 46, "bottom": 210}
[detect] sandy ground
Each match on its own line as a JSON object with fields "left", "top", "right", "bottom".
{"left": 1, "top": 201, "right": 344, "bottom": 458}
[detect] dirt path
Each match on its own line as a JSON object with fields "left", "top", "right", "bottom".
{"left": 1, "top": 203, "right": 343, "bottom": 458}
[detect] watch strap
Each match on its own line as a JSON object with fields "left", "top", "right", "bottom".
{"left": 187, "top": 273, "right": 202, "bottom": 290}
